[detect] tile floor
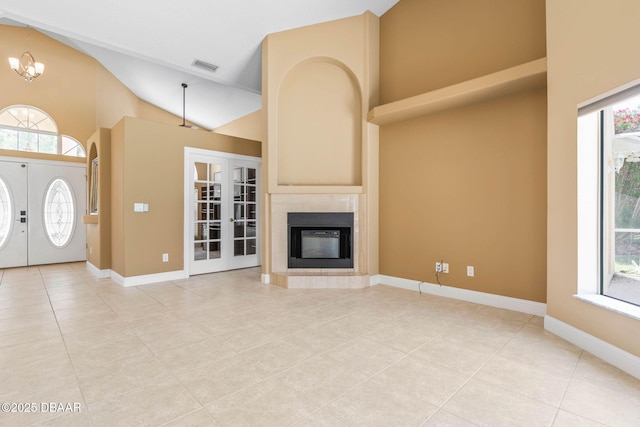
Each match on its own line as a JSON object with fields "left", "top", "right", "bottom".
{"left": 0, "top": 263, "right": 639, "bottom": 426}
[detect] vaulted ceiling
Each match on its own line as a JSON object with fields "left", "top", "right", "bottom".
{"left": 0, "top": 1, "right": 399, "bottom": 130}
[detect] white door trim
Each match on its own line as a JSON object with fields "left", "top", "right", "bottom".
{"left": 0, "top": 155, "right": 85, "bottom": 168}
{"left": 183, "top": 147, "right": 261, "bottom": 277}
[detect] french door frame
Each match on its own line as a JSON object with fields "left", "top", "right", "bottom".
{"left": 183, "top": 147, "right": 261, "bottom": 276}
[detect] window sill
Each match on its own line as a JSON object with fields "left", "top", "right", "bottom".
{"left": 82, "top": 214, "right": 99, "bottom": 224}
{"left": 574, "top": 294, "right": 640, "bottom": 320}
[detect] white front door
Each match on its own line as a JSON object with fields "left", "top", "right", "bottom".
{"left": 0, "top": 161, "right": 28, "bottom": 268}
{"left": 0, "top": 159, "right": 86, "bottom": 268}
{"left": 186, "top": 149, "right": 260, "bottom": 275}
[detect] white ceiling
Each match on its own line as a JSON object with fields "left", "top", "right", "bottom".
{"left": 0, "top": 0, "right": 399, "bottom": 131}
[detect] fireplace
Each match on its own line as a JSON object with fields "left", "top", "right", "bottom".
{"left": 288, "top": 212, "right": 353, "bottom": 268}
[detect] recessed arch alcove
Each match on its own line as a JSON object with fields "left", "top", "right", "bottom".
{"left": 277, "top": 57, "right": 362, "bottom": 186}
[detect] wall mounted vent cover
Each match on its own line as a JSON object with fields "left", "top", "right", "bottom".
{"left": 191, "top": 59, "right": 219, "bottom": 73}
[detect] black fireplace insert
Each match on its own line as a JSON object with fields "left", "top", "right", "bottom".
{"left": 288, "top": 212, "right": 353, "bottom": 268}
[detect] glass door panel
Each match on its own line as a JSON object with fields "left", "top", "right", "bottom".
{"left": 193, "top": 161, "right": 223, "bottom": 263}
{"left": 232, "top": 166, "right": 258, "bottom": 258}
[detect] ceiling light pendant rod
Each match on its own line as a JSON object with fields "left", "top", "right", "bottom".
{"left": 180, "top": 83, "right": 188, "bottom": 127}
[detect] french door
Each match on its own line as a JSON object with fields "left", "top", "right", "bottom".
{"left": 186, "top": 148, "right": 260, "bottom": 275}
{"left": 0, "top": 158, "right": 86, "bottom": 269}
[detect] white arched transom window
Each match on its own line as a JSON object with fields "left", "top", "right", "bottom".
{"left": 43, "top": 178, "right": 75, "bottom": 247}
{"left": 0, "top": 105, "right": 85, "bottom": 157}
{"left": 0, "top": 178, "right": 11, "bottom": 248}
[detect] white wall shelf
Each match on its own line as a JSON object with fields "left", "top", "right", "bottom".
{"left": 368, "top": 57, "right": 547, "bottom": 126}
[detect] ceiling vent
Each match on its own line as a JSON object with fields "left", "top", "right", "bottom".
{"left": 191, "top": 59, "right": 219, "bottom": 73}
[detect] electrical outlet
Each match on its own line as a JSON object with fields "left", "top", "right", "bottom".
{"left": 162, "top": 253, "right": 169, "bottom": 262}
{"left": 442, "top": 263, "right": 449, "bottom": 273}
{"left": 435, "top": 262, "right": 442, "bottom": 272}
{"left": 467, "top": 266, "right": 474, "bottom": 277}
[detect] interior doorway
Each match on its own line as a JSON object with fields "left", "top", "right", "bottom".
{"left": 184, "top": 148, "right": 260, "bottom": 275}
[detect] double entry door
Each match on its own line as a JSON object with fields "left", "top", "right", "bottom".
{"left": 186, "top": 149, "right": 260, "bottom": 275}
{"left": 0, "top": 159, "right": 86, "bottom": 269}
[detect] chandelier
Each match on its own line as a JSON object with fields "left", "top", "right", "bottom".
{"left": 8, "top": 33, "right": 44, "bottom": 82}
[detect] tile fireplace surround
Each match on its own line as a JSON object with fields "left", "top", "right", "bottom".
{"left": 268, "top": 194, "right": 369, "bottom": 289}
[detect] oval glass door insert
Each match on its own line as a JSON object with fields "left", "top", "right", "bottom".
{"left": 0, "top": 178, "right": 12, "bottom": 248}
{"left": 43, "top": 178, "right": 75, "bottom": 247}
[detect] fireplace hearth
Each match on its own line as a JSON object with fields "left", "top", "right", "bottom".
{"left": 288, "top": 212, "right": 353, "bottom": 268}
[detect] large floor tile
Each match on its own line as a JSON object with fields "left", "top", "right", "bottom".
{"left": 572, "top": 351, "right": 640, "bottom": 394}
{"left": 155, "top": 335, "right": 238, "bottom": 372}
{"left": 473, "top": 354, "right": 571, "bottom": 407}
{"left": 551, "top": 410, "right": 608, "bottom": 427}
{"left": 162, "top": 408, "right": 222, "bottom": 426}
{"left": 175, "top": 354, "right": 272, "bottom": 406}
{"left": 372, "top": 354, "right": 470, "bottom": 407}
{"left": 438, "top": 324, "right": 513, "bottom": 356}
{"left": 560, "top": 378, "right": 640, "bottom": 427}
{"left": 364, "top": 315, "right": 455, "bottom": 353}
{"left": 88, "top": 377, "right": 202, "bottom": 426}
{"left": 498, "top": 325, "right": 582, "bottom": 377}
{"left": 206, "top": 378, "right": 319, "bottom": 427}
{"left": 275, "top": 354, "right": 369, "bottom": 407}
{"left": 443, "top": 378, "right": 558, "bottom": 426}
{"left": 422, "top": 410, "right": 478, "bottom": 426}
{"left": 76, "top": 352, "right": 172, "bottom": 404}
{"left": 294, "top": 409, "right": 350, "bottom": 426}
{"left": 325, "top": 337, "right": 407, "bottom": 376}
{"left": 325, "top": 377, "right": 438, "bottom": 427}
{"left": 66, "top": 334, "right": 153, "bottom": 374}
{"left": 410, "top": 337, "right": 492, "bottom": 376}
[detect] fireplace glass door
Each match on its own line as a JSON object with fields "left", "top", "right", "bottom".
{"left": 301, "top": 230, "right": 340, "bottom": 259}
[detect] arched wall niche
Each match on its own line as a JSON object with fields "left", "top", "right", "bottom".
{"left": 277, "top": 57, "right": 362, "bottom": 186}
{"left": 88, "top": 142, "right": 99, "bottom": 214}
{"left": 89, "top": 142, "right": 98, "bottom": 161}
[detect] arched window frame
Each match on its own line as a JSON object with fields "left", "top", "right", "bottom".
{"left": 0, "top": 105, "right": 86, "bottom": 158}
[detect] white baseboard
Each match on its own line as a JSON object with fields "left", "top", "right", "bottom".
{"left": 261, "top": 273, "right": 271, "bottom": 284}
{"left": 85, "top": 261, "right": 111, "bottom": 279}
{"left": 110, "top": 270, "right": 188, "bottom": 287}
{"left": 545, "top": 315, "right": 640, "bottom": 380}
{"left": 373, "top": 274, "right": 547, "bottom": 317}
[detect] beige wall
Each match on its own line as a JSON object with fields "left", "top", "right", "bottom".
{"left": 547, "top": 0, "right": 640, "bottom": 356}
{"left": 277, "top": 59, "right": 362, "bottom": 186}
{"left": 85, "top": 128, "right": 111, "bottom": 270}
{"left": 1, "top": 25, "right": 98, "bottom": 144}
{"left": 112, "top": 117, "right": 260, "bottom": 277}
{"left": 214, "top": 110, "right": 262, "bottom": 142}
{"left": 110, "top": 121, "right": 125, "bottom": 275}
{"left": 380, "top": 88, "right": 547, "bottom": 301}
{"left": 380, "top": 0, "right": 546, "bottom": 103}
{"left": 263, "top": 12, "right": 379, "bottom": 193}
{"left": 95, "top": 66, "right": 139, "bottom": 130}
{"left": 378, "top": 0, "right": 547, "bottom": 302}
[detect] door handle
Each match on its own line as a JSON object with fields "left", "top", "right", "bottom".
{"left": 229, "top": 218, "right": 235, "bottom": 223}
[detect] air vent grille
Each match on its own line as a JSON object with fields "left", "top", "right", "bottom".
{"left": 191, "top": 59, "right": 219, "bottom": 73}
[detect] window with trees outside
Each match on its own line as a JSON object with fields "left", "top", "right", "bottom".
{"left": 0, "top": 105, "right": 85, "bottom": 157}
{"left": 600, "top": 92, "right": 640, "bottom": 307}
